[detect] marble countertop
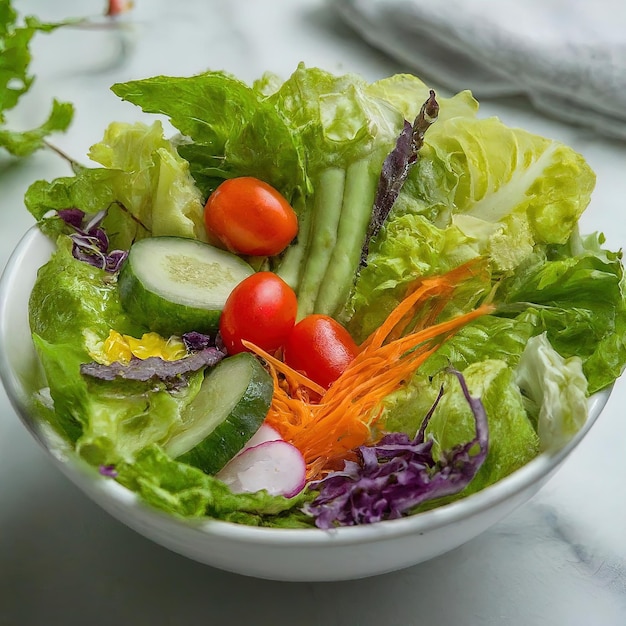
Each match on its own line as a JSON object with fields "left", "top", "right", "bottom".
{"left": 1, "top": 1, "right": 625, "bottom": 623}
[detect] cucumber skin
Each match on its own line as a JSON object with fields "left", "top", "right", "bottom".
{"left": 118, "top": 259, "right": 221, "bottom": 336}
{"left": 177, "top": 354, "right": 274, "bottom": 475}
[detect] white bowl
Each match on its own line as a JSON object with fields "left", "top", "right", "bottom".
{"left": 0, "top": 227, "right": 611, "bottom": 581}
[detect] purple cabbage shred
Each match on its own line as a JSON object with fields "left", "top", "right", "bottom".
{"left": 99, "top": 464, "right": 118, "bottom": 478}
{"left": 57, "top": 208, "right": 128, "bottom": 273}
{"left": 304, "top": 368, "right": 488, "bottom": 529}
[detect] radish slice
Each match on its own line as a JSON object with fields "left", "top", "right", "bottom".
{"left": 243, "top": 423, "right": 282, "bottom": 450}
{"left": 216, "top": 440, "right": 307, "bottom": 498}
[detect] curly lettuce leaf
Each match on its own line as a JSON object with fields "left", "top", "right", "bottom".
{"left": 0, "top": 98, "right": 73, "bottom": 157}
{"left": 25, "top": 121, "right": 206, "bottom": 248}
{"left": 499, "top": 230, "right": 626, "bottom": 393}
{"left": 28, "top": 238, "right": 202, "bottom": 464}
{"left": 515, "top": 333, "right": 588, "bottom": 451}
{"left": 421, "top": 315, "right": 537, "bottom": 376}
{"left": 110, "top": 71, "right": 307, "bottom": 203}
{"left": 365, "top": 73, "right": 478, "bottom": 125}
{"left": 347, "top": 108, "right": 595, "bottom": 336}
{"left": 114, "top": 444, "right": 312, "bottom": 527}
{"left": 266, "top": 64, "right": 404, "bottom": 174}
{"left": 384, "top": 360, "right": 539, "bottom": 497}
{"left": 410, "top": 116, "right": 596, "bottom": 270}
{"left": 33, "top": 335, "right": 204, "bottom": 465}
{"left": 347, "top": 213, "right": 484, "bottom": 340}
{"left": 28, "top": 237, "right": 137, "bottom": 344}
{"left": 88, "top": 120, "right": 207, "bottom": 248}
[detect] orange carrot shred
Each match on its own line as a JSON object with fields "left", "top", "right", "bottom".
{"left": 245, "top": 261, "right": 495, "bottom": 478}
{"left": 241, "top": 340, "right": 326, "bottom": 397}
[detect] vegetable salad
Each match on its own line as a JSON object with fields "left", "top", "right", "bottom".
{"left": 23, "top": 64, "right": 626, "bottom": 528}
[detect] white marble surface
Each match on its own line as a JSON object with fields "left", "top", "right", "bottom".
{"left": 1, "top": 0, "right": 625, "bottom": 623}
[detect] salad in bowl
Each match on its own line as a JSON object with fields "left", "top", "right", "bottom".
{"left": 3, "top": 64, "right": 625, "bottom": 544}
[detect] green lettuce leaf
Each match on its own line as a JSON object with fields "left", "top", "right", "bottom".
{"left": 25, "top": 121, "right": 207, "bottom": 248}
{"left": 421, "top": 315, "right": 537, "bottom": 376}
{"left": 499, "top": 229, "right": 626, "bottom": 393}
{"left": 365, "top": 73, "right": 479, "bottom": 125}
{"left": 346, "top": 213, "right": 485, "bottom": 341}
{"left": 32, "top": 336, "right": 203, "bottom": 466}
{"left": 384, "top": 360, "right": 539, "bottom": 496}
{"left": 28, "top": 237, "right": 137, "bottom": 343}
{"left": 515, "top": 333, "right": 588, "bottom": 450}
{"left": 115, "top": 444, "right": 313, "bottom": 527}
{"left": 410, "top": 116, "right": 595, "bottom": 271}
{"left": 0, "top": 98, "right": 73, "bottom": 157}
{"left": 110, "top": 71, "right": 307, "bottom": 202}
{"left": 0, "top": 1, "right": 74, "bottom": 156}
{"left": 28, "top": 238, "right": 200, "bottom": 464}
{"left": 88, "top": 120, "right": 207, "bottom": 248}
{"left": 347, "top": 105, "right": 595, "bottom": 341}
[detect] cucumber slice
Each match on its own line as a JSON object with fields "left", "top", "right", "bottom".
{"left": 165, "top": 352, "right": 273, "bottom": 475}
{"left": 118, "top": 236, "right": 254, "bottom": 336}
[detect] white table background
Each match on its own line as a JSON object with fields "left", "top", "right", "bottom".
{"left": 1, "top": 1, "right": 625, "bottom": 624}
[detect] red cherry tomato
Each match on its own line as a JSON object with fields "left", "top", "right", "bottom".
{"left": 283, "top": 314, "right": 360, "bottom": 389}
{"left": 204, "top": 177, "right": 298, "bottom": 256}
{"left": 219, "top": 272, "right": 297, "bottom": 355}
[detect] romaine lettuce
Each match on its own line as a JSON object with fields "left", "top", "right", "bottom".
{"left": 384, "top": 361, "right": 539, "bottom": 497}
{"left": 499, "top": 229, "right": 626, "bottom": 393}
{"left": 25, "top": 121, "right": 206, "bottom": 249}
{"left": 28, "top": 239, "right": 202, "bottom": 465}
{"left": 115, "top": 444, "right": 311, "bottom": 526}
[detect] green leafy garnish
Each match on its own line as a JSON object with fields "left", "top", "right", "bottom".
{"left": 0, "top": 0, "right": 75, "bottom": 157}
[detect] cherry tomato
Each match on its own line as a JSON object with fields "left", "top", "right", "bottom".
{"left": 204, "top": 177, "right": 298, "bottom": 256}
{"left": 219, "top": 272, "right": 297, "bottom": 355}
{"left": 283, "top": 314, "right": 360, "bottom": 389}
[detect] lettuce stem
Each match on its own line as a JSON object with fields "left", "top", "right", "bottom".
{"left": 314, "top": 158, "right": 379, "bottom": 317}
{"left": 295, "top": 167, "right": 346, "bottom": 319}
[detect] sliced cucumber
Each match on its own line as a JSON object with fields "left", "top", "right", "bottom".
{"left": 118, "top": 236, "right": 254, "bottom": 336}
{"left": 164, "top": 352, "right": 273, "bottom": 475}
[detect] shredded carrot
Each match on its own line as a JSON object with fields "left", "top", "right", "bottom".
{"left": 241, "top": 340, "right": 325, "bottom": 398}
{"left": 244, "top": 260, "right": 495, "bottom": 478}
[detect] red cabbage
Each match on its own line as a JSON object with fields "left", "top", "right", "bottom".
{"left": 304, "top": 368, "right": 488, "bottom": 528}
{"left": 58, "top": 208, "right": 128, "bottom": 273}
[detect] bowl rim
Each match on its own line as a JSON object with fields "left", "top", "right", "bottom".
{"left": 0, "top": 226, "right": 612, "bottom": 547}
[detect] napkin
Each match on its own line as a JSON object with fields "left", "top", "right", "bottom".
{"left": 334, "top": 0, "right": 626, "bottom": 140}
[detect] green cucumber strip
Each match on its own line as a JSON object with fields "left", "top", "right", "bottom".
{"left": 118, "top": 236, "right": 254, "bottom": 336}
{"left": 165, "top": 353, "right": 273, "bottom": 475}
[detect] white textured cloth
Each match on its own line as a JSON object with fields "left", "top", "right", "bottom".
{"left": 334, "top": 0, "right": 626, "bottom": 139}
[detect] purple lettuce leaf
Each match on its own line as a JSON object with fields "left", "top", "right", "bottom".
{"left": 57, "top": 208, "right": 85, "bottom": 228}
{"left": 360, "top": 91, "right": 439, "bottom": 267}
{"left": 304, "top": 367, "right": 488, "bottom": 528}
{"left": 80, "top": 347, "right": 226, "bottom": 388}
